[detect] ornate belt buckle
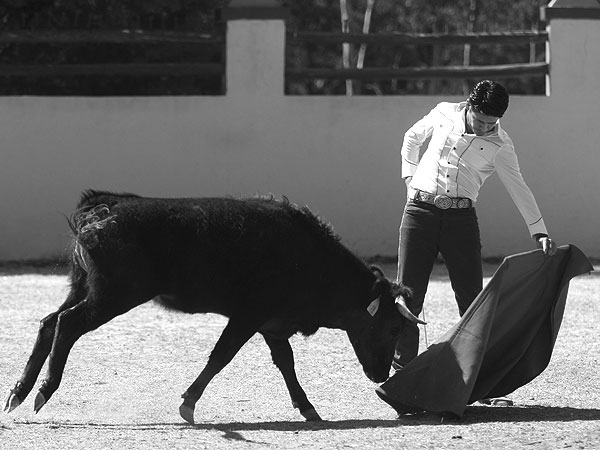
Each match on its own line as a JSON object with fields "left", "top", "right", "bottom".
{"left": 456, "top": 198, "right": 470, "bottom": 209}
{"left": 434, "top": 195, "right": 452, "bottom": 209}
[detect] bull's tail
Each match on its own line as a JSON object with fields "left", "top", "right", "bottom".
{"left": 68, "top": 204, "right": 117, "bottom": 273}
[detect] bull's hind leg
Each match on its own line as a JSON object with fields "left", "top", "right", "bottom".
{"left": 179, "top": 316, "right": 261, "bottom": 424}
{"left": 4, "top": 274, "right": 87, "bottom": 413}
{"left": 33, "top": 293, "right": 145, "bottom": 413}
{"left": 262, "top": 336, "right": 322, "bottom": 421}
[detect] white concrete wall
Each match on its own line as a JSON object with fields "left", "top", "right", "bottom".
{"left": 0, "top": 13, "right": 599, "bottom": 261}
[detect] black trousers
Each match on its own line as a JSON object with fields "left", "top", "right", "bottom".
{"left": 393, "top": 200, "right": 483, "bottom": 368}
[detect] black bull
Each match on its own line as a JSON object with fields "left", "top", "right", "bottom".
{"left": 4, "top": 191, "right": 412, "bottom": 423}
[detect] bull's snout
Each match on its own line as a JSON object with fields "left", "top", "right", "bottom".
{"left": 365, "top": 366, "right": 391, "bottom": 384}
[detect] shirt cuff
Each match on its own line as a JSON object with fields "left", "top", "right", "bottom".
{"left": 528, "top": 219, "right": 548, "bottom": 238}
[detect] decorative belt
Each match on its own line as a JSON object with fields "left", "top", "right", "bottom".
{"left": 410, "top": 189, "right": 473, "bottom": 210}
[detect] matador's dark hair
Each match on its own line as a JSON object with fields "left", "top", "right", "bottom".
{"left": 467, "top": 80, "right": 509, "bottom": 118}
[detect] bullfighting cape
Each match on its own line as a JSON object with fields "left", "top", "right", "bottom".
{"left": 376, "top": 244, "right": 593, "bottom": 417}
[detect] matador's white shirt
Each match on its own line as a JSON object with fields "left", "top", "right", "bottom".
{"left": 401, "top": 101, "right": 547, "bottom": 237}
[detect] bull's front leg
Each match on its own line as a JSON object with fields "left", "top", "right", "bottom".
{"left": 262, "top": 336, "right": 322, "bottom": 421}
{"left": 179, "top": 316, "right": 261, "bottom": 424}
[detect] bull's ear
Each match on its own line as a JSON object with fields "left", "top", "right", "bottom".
{"left": 370, "top": 265, "right": 385, "bottom": 279}
{"left": 367, "top": 267, "right": 387, "bottom": 316}
{"left": 367, "top": 297, "right": 380, "bottom": 316}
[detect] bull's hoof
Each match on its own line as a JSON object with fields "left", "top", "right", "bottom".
{"left": 179, "top": 402, "right": 195, "bottom": 425}
{"left": 4, "top": 392, "right": 22, "bottom": 413}
{"left": 301, "top": 407, "right": 322, "bottom": 421}
{"left": 33, "top": 391, "right": 47, "bottom": 414}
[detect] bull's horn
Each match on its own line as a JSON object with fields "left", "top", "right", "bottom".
{"left": 395, "top": 297, "right": 427, "bottom": 325}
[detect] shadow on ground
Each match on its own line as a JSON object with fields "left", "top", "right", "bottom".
{"left": 14, "top": 406, "right": 600, "bottom": 432}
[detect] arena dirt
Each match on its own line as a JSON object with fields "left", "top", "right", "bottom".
{"left": 1, "top": 264, "right": 598, "bottom": 449}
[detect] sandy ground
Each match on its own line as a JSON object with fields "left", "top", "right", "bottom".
{"left": 1, "top": 263, "right": 599, "bottom": 449}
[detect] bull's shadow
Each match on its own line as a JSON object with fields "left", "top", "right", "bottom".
{"left": 16, "top": 405, "right": 600, "bottom": 446}
{"left": 19, "top": 405, "right": 600, "bottom": 431}
{"left": 186, "top": 405, "right": 600, "bottom": 431}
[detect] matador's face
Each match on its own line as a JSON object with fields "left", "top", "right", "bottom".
{"left": 467, "top": 105, "right": 500, "bottom": 136}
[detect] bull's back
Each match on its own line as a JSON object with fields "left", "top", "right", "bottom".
{"left": 72, "top": 192, "right": 347, "bottom": 304}
{"left": 77, "top": 194, "right": 320, "bottom": 260}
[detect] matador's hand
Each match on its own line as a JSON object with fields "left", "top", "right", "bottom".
{"left": 537, "top": 236, "right": 557, "bottom": 256}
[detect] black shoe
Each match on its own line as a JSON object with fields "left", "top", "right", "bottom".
{"left": 477, "top": 397, "right": 514, "bottom": 406}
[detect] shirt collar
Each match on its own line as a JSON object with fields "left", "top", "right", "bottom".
{"left": 460, "top": 102, "right": 501, "bottom": 137}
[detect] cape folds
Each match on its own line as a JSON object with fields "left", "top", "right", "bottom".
{"left": 377, "top": 244, "right": 593, "bottom": 417}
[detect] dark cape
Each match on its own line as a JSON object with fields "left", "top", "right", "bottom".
{"left": 376, "top": 244, "right": 593, "bottom": 417}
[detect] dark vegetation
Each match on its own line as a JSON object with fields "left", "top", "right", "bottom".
{"left": 0, "top": 0, "right": 549, "bottom": 95}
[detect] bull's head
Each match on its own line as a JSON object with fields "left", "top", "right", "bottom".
{"left": 346, "top": 266, "right": 417, "bottom": 383}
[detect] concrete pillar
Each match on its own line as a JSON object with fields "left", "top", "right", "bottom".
{"left": 221, "top": 0, "right": 289, "bottom": 97}
{"left": 543, "top": 0, "right": 600, "bottom": 98}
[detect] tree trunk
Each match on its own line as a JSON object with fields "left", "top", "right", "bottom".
{"left": 463, "top": 0, "right": 479, "bottom": 95}
{"left": 340, "top": 0, "right": 353, "bottom": 95}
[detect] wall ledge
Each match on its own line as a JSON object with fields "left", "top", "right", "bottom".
{"left": 219, "top": 7, "right": 290, "bottom": 21}
{"left": 543, "top": 0, "right": 600, "bottom": 20}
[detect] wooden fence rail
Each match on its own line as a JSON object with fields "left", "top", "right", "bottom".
{"left": 286, "top": 30, "right": 548, "bottom": 46}
{"left": 286, "top": 62, "right": 548, "bottom": 81}
{"left": 286, "top": 30, "right": 548, "bottom": 83}
{"left": 0, "top": 30, "right": 223, "bottom": 44}
{"left": 1, "top": 29, "right": 545, "bottom": 46}
{"left": 0, "top": 30, "right": 225, "bottom": 83}
{"left": 0, "top": 63, "right": 224, "bottom": 77}
{"left": 0, "top": 30, "right": 548, "bottom": 90}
